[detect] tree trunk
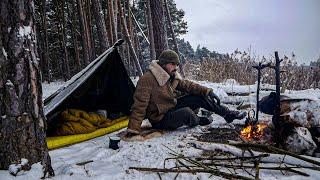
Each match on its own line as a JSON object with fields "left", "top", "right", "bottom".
{"left": 115, "top": 0, "right": 125, "bottom": 59}
{"left": 77, "top": 0, "right": 91, "bottom": 65}
{"left": 127, "top": 44, "right": 131, "bottom": 75}
{"left": 69, "top": 0, "right": 82, "bottom": 72}
{"left": 126, "top": 0, "right": 133, "bottom": 44}
{"left": 104, "top": 0, "right": 114, "bottom": 46}
{"left": 92, "top": 0, "right": 109, "bottom": 54}
{"left": 113, "top": 0, "right": 118, "bottom": 40}
{"left": 43, "top": 1, "right": 52, "bottom": 82}
{"left": 149, "top": 0, "right": 168, "bottom": 58}
{"left": 108, "top": 0, "right": 118, "bottom": 44}
{"left": 0, "top": 0, "right": 54, "bottom": 177}
{"left": 117, "top": 0, "right": 143, "bottom": 76}
{"left": 39, "top": 0, "right": 52, "bottom": 82}
{"left": 35, "top": 1, "right": 46, "bottom": 81}
{"left": 86, "top": 0, "right": 95, "bottom": 59}
{"left": 146, "top": 0, "right": 156, "bottom": 60}
{"left": 60, "top": 0, "right": 71, "bottom": 80}
{"left": 163, "top": 0, "right": 185, "bottom": 77}
{"left": 134, "top": 28, "right": 144, "bottom": 72}
{"left": 126, "top": 0, "right": 135, "bottom": 62}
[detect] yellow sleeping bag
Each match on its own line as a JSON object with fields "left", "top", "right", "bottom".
{"left": 46, "top": 116, "right": 128, "bottom": 150}
{"left": 56, "top": 109, "right": 124, "bottom": 135}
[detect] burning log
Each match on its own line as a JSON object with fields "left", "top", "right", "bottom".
{"left": 240, "top": 123, "right": 268, "bottom": 141}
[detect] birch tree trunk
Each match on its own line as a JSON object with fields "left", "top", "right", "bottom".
{"left": 149, "top": 0, "right": 168, "bottom": 58}
{"left": 0, "top": 0, "right": 54, "bottom": 177}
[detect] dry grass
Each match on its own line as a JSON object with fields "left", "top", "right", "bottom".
{"left": 184, "top": 52, "right": 320, "bottom": 90}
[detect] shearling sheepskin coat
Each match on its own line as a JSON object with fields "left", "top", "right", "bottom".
{"left": 127, "top": 60, "right": 212, "bottom": 134}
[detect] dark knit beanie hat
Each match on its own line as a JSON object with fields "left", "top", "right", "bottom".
{"left": 158, "top": 50, "right": 180, "bottom": 65}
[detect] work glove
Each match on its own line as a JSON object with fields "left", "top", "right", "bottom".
{"left": 208, "top": 91, "right": 221, "bottom": 105}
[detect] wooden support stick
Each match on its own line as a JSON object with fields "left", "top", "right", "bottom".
{"left": 228, "top": 142, "right": 320, "bottom": 167}
{"left": 195, "top": 154, "right": 269, "bottom": 161}
{"left": 200, "top": 163, "right": 309, "bottom": 176}
{"left": 129, "top": 167, "right": 254, "bottom": 180}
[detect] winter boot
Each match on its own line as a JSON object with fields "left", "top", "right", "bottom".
{"left": 224, "top": 110, "right": 247, "bottom": 123}
{"left": 204, "top": 97, "right": 247, "bottom": 123}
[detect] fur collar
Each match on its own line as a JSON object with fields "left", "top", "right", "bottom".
{"left": 149, "top": 60, "right": 182, "bottom": 86}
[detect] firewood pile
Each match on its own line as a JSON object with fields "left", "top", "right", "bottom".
{"left": 130, "top": 132, "right": 320, "bottom": 179}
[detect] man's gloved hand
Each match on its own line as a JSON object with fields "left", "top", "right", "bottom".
{"left": 208, "top": 91, "right": 221, "bottom": 105}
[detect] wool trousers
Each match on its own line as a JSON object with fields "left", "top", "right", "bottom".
{"left": 152, "top": 95, "right": 227, "bottom": 130}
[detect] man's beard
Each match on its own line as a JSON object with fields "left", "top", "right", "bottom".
{"left": 171, "top": 69, "right": 177, "bottom": 75}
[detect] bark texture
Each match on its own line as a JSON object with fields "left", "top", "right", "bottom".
{"left": 77, "top": 0, "right": 91, "bottom": 65}
{"left": 149, "top": 0, "right": 168, "bottom": 58}
{"left": 146, "top": 0, "right": 156, "bottom": 60}
{"left": 117, "top": 0, "right": 143, "bottom": 76}
{"left": 163, "top": 0, "right": 185, "bottom": 77}
{"left": 92, "top": 0, "right": 109, "bottom": 53}
{"left": 0, "top": 0, "right": 54, "bottom": 177}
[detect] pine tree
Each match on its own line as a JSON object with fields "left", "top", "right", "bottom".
{"left": 0, "top": 0, "right": 54, "bottom": 177}
{"left": 149, "top": 0, "right": 168, "bottom": 57}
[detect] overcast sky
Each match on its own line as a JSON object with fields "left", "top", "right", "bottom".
{"left": 175, "top": 0, "right": 320, "bottom": 64}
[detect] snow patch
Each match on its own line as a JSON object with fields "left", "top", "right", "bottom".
{"left": 285, "top": 89, "right": 320, "bottom": 101}
{"left": 8, "top": 158, "right": 28, "bottom": 175}
{"left": 42, "top": 81, "right": 65, "bottom": 100}
{"left": 311, "top": 111, "right": 320, "bottom": 127}
{"left": 5, "top": 80, "right": 13, "bottom": 86}
{"left": 282, "top": 100, "right": 320, "bottom": 128}
{"left": 2, "top": 48, "right": 8, "bottom": 59}
{"left": 287, "top": 111, "right": 309, "bottom": 127}
{"left": 18, "top": 26, "right": 32, "bottom": 37}
{"left": 223, "top": 79, "right": 240, "bottom": 86}
{"left": 285, "top": 127, "right": 317, "bottom": 155}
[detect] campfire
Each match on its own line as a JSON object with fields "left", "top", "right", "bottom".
{"left": 240, "top": 123, "right": 268, "bottom": 141}
{"left": 198, "top": 53, "right": 319, "bottom": 160}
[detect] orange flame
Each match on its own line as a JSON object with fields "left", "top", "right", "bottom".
{"left": 240, "top": 123, "right": 267, "bottom": 140}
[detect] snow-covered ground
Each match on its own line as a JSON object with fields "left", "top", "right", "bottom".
{"left": 1, "top": 80, "right": 320, "bottom": 179}
{"left": 42, "top": 81, "right": 65, "bottom": 100}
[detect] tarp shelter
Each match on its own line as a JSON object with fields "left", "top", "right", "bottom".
{"left": 44, "top": 42, "right": 135, "bottom": 148}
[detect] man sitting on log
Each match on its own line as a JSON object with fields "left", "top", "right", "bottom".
{"left": 126, "top": 50, "right": 246, "bottom": 136}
